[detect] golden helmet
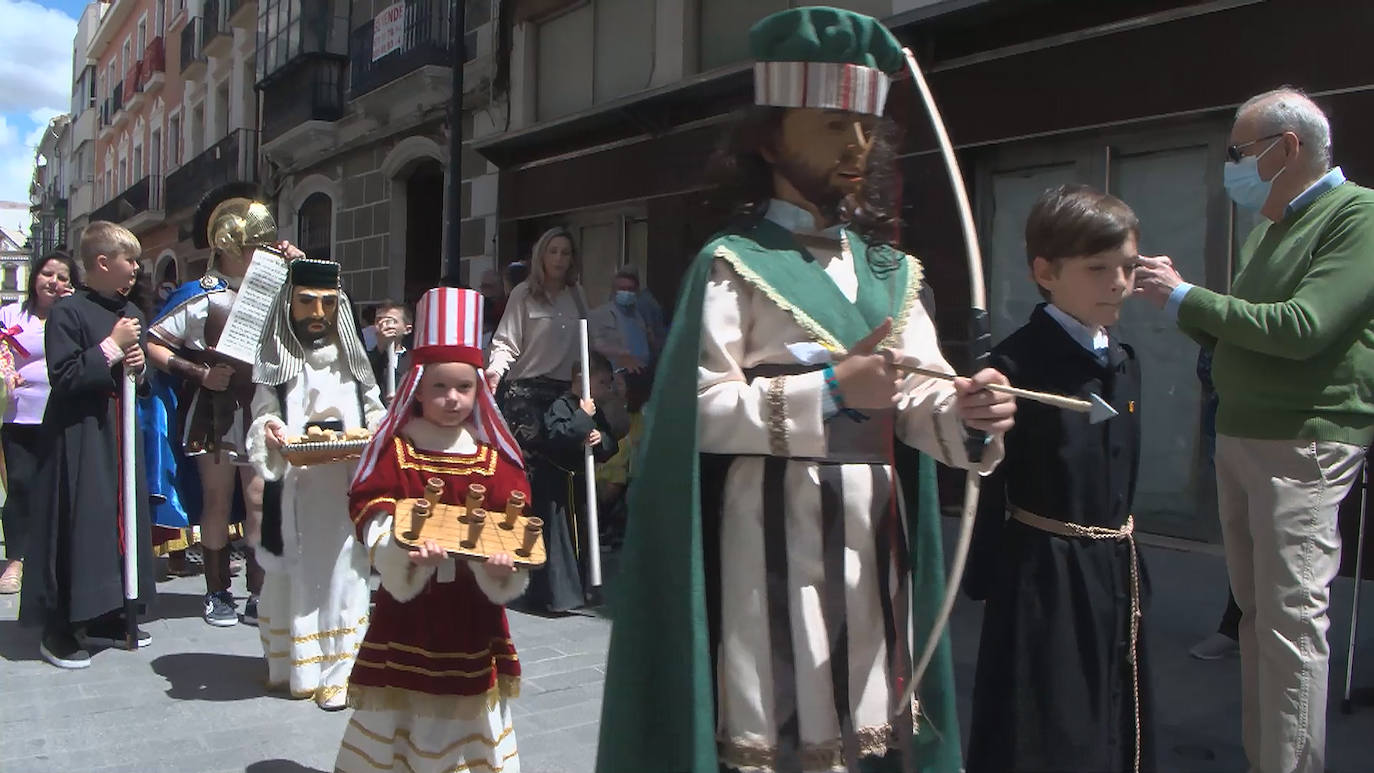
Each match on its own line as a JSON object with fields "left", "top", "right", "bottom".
{"left": 192, "top": 182, "right": 277, "bottom": 256}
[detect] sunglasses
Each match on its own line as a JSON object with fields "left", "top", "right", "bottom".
{"left": 1226, "top": 133, "right": 1288, "bottom": 163}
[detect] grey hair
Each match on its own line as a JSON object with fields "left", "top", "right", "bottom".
{"left": 1237, "top": 87, "right": 1331, "bottom": 173}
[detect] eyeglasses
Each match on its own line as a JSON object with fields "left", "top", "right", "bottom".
{"left": 1226, "top": 133, "right": 1286, "bottom": 163}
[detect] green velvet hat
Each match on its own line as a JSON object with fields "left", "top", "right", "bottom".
{"left": 749, "top": 6, "right": 905, "bottom": 116}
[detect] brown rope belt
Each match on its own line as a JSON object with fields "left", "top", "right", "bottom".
{"left": 1010, "top": 507, "right": 1142, "bottom": 773}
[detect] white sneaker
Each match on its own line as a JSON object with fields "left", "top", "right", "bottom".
{"left": 1189, "top": 632, "right": 1240, "bottom": 660}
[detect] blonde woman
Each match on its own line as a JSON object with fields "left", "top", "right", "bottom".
{"left": 487, "top": 226, "right": 587, "bottom": 450}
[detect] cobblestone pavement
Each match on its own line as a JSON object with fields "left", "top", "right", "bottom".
{"left": 2, "top": 536, "right": 1372, "bottom": 772}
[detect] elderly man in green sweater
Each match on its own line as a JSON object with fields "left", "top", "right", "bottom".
{"left": 1136, "top": 88, "right": 1373, "bottom": 773}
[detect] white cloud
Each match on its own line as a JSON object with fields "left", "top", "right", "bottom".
{"left": 0, "top": 0, "right": 77, "bottom": 114}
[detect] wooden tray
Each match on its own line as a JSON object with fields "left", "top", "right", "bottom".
{"left": 393, "top": 498, "right": 546, "bottom": 568}
{"left": 280, "top": 439, "right": 370, "bottom": 467}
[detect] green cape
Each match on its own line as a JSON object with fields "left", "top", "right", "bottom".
{"left": 595, "top": 220, "right": 964, "bottom": 773}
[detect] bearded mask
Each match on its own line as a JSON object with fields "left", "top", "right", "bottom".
{"left": 287, "top": 258, "right": 342, "bottom": 348}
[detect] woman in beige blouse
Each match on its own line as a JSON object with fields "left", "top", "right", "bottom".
{"left": 487, "top": 226, "right": 587, "bottom": 451}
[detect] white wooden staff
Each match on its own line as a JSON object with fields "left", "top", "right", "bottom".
{"left": 1343, "top": 459, "right": 1369, "bottom": 714}
{"left": 120, "top": 363, "right": 139, "bottom": 649}
{"left": 385, "top": 345, "right": 398, "bottom": 401}
{"left": 579, "top": 318, "right": 603, "bottom": 587}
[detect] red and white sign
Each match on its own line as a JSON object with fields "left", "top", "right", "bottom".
{"left": 372, "top": 2, "right": 405, "bottom": 61}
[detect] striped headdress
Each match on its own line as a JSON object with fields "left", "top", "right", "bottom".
{"left": 750, "top": 6, "right": 905, "bottom": 117}
{"left": 351, "top": 287, "right": 523, "bottom": 488}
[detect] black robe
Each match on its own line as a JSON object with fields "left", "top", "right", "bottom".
{"left": 964, "top": 305, "right": 1152, "bottom": 773}
{"left": 522, "top": 393, "right": 618, "bottom": 612}
{"left": 20, "top": 288, "right": 155, "bottom": 628}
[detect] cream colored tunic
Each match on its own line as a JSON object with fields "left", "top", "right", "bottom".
{"left": 700, "top": 207, "right": 1001, "bottom": 772}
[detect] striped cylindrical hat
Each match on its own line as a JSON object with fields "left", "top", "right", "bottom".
{"left": 352, "top": 287, "right": 522, "bottom": 488}
{"left": 749, "top": 6, "right": 905, "bottom": 117}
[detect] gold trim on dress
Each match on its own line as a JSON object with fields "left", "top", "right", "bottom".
{"left": 884, "top": 253, "right": 925, "bottom": 348}
{"left": 766, "top": 376, "right": 789, "bottom": 457}
{"left": 339, "top": 740, "right": 519, "bottom": 772}
{"left": 347, "top": 676, "right": 521, "bottom": 720}
{"left": 353, "top": 658, "right": 505, "bottom": 679}
{"left": 291, "top": 647, "right": 360, "bottom": 667}
{"left": 346, "top": 716, "right": 515, "bottom": 755}
{"left": 393, "top": 437, "right": 499, "bottom": 476}
{"left": 361, "top": 638, "right": 516, "bottom": 659}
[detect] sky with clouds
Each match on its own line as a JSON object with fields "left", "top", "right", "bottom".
{"left": 0, "top": 0, "right": 84, "bottom": 236}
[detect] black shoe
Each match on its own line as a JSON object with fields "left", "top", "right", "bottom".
{"left": 203, "top": 590, "right": 238, "bottom": 627}
{"left": 241, "top": 594, "right": 259, "bottom": 626}
{"left": 80, "top": 616, "right": 153, "bottom": 649}
{"left": 40, "top": 629, "right": 92, "bottom": 669}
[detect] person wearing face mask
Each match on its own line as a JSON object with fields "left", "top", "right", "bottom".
{"left": 1135, "top": 87, "right": 1374, "bottom": 773}
{"left": 589, "top": 267, "right": 664, "bottom": 376}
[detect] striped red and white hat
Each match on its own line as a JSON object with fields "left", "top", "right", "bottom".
{"left": 352, "top": 287, "right": 522, "bottom": 488}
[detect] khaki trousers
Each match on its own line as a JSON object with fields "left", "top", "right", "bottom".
{"left": 1214, "top": 435, "right": 1365, "bottom": 773}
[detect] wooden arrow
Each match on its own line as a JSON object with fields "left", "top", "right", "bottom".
{"left": 894, "top": 362, "right": 1118, "bottom": 423}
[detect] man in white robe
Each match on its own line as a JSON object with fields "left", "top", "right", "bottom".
{"left": 247, "top": 257, "right": 385, "bottom": 710}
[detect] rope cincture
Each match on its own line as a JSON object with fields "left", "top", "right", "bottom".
{"left": 1011, "top": 507, "right": 1143, "bottom": 773}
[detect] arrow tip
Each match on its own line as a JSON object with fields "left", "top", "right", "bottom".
{"left": 1088, "top": 393, "right": 1119, "bottom": 423}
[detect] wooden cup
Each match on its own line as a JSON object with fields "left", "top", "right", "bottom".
{"left": 463, "top": 508, "right": 487, "bottom": 548}
{"left": 466, "top": 483, "right": 487, "bottom": 511}
{"left": 408, "top": 499, "right": 431, "bottom": 540}
{"left": 424, "top": 477, "right": 444, "bottom": 507}
{"left": 502, "top": 491, "right": 526, "bottom": 530}
{"left": 518, "top": 517, "right": 543, "bottom": 557}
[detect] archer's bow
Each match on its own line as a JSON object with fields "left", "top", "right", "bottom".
{"left": 896, "top": 47, "right": 989, "bottom": 714}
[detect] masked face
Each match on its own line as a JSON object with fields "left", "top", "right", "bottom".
{"left": 768, "top": 108, "right": 878, "bottom": 222}
{"left": 290, "top": 287, "right": 340, "bottom": 346}
{"left": 1224, "top": 136, "right": 1286, "bottom": 211}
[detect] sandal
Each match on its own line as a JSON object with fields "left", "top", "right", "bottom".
{"left": 0, "top": 560, "right": 22, "bottom": 594}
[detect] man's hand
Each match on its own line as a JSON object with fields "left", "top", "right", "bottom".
{"left": 1132, "top": 255, "right": 1183, "bottom": 309}
{"left": 124, "top": 345, "right": 146, "bottom": 373}
{"left": 833, "top": 319, "right": 901, "bottom": 411}
{"left": 953, "top": 368, "right": 1016, "bottom": 436}
{"left": 277, "top": 240, "right": 306, "bottom": 260}
{"left": 580, "top": 398, "right": 596, "bottom": 416}
{"left": 587, "top": 429, "right": 602, "bottom": 446}
{"left": 201, "top": 363, "right": 235, "bottom": 392}
{"left": 264, "top": 420, "right": 288, "bottom": 450}
{"left": 484, "top": 552, "right": 517, "bottom": 578}
{"left": 408, "top": 539, "right": 449, "bottom": 567}
{"left": 110, "top": 317, "right": 141, "bottom": 349}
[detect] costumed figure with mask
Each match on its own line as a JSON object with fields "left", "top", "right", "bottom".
{"left": 337, "top": 287, "right": 529, "bottom": 773}
{"left": 246, "top": 257, "right": 385, "bottom": 710}
{"left": 146, "top": 183, "right": 277, "bottom": 626}
{"left": 595, "top": 8, "right": 1016, "bottom": 773}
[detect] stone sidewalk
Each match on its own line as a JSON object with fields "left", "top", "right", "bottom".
{"left": 3, "top": 536, "right": 1373, "bottom": 772}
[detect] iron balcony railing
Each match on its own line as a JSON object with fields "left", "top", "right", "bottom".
{"left": 181, "top": 17, "right": 206, "bottom": 73}
{"left": 139, "top": 36, "right": 166, "bottom": 89}
{"left": 348, "top": 0, "right": 451, "bottom": 99}
{"left": 260, "top": 59, "right": 344, "bottom": 144}
{"left": 90, "top": 175, "right": 157, "bottom": 224}
{"left": 164, "top": 129, "right": 259, "bottom": 213}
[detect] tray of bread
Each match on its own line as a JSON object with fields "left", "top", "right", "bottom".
{"left": 393, "top": 479, "right": 546, "bottom": 568}
{"left": 280, "top": 425, "right": 372, "bottom": 466}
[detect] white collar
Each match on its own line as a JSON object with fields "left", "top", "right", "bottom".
{"left": 764, "top": 198, "right": 846, "bottom": 239}
{"left": 1044, "top": 304, "right": 1109, "bottom": 358}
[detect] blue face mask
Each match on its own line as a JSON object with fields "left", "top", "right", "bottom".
{"left": 614, "top": 290, "right": 637, "bottom": 307}
{"left": 1224, "top": 137, "right": 1285, "bottom": 210}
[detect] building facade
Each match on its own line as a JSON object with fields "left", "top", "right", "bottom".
{"left": 29, "top": 115, "right": 72, "bottom": 265}
{"left": 474, "top": 0, "right": 1374, "bottom": 541}
{"left": 0, "top": 227, "right": 30, "bottom": 306}
{"left": 257, "top": 0, "right": 503, "bottom": 306}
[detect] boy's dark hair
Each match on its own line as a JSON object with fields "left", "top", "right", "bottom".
{"left": 1025, "top": 184, "right": 1139, "bottom": 300}
{"left": 571, "top": 351, "right": 613, "bottom": 382}
{"left": 375, "top": 298, "right": 412, "bottom": 324}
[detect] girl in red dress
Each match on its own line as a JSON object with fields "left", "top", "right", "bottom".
{"left": 337, "top": 287, "right": 529, "bottom": 773}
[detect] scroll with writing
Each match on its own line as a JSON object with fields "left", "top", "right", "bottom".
{"left": 214, "top": 248, "right": 289, "bottom": 363}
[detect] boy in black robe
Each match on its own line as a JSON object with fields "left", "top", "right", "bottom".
{"left": 964, "top": 185, "right": 1152, "bottom": 772}
{"left": 521, "top": 351, "right": 618, "bottom": 613}
{"left": 20, "top": 220, "right": 154, "bottom": 669}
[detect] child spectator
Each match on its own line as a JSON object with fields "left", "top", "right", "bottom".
{"left": 522, "top": 351, "right": 618, "bottom": 613}
{"left": 20, "top": 220, "right": 154, "bottom": 669}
